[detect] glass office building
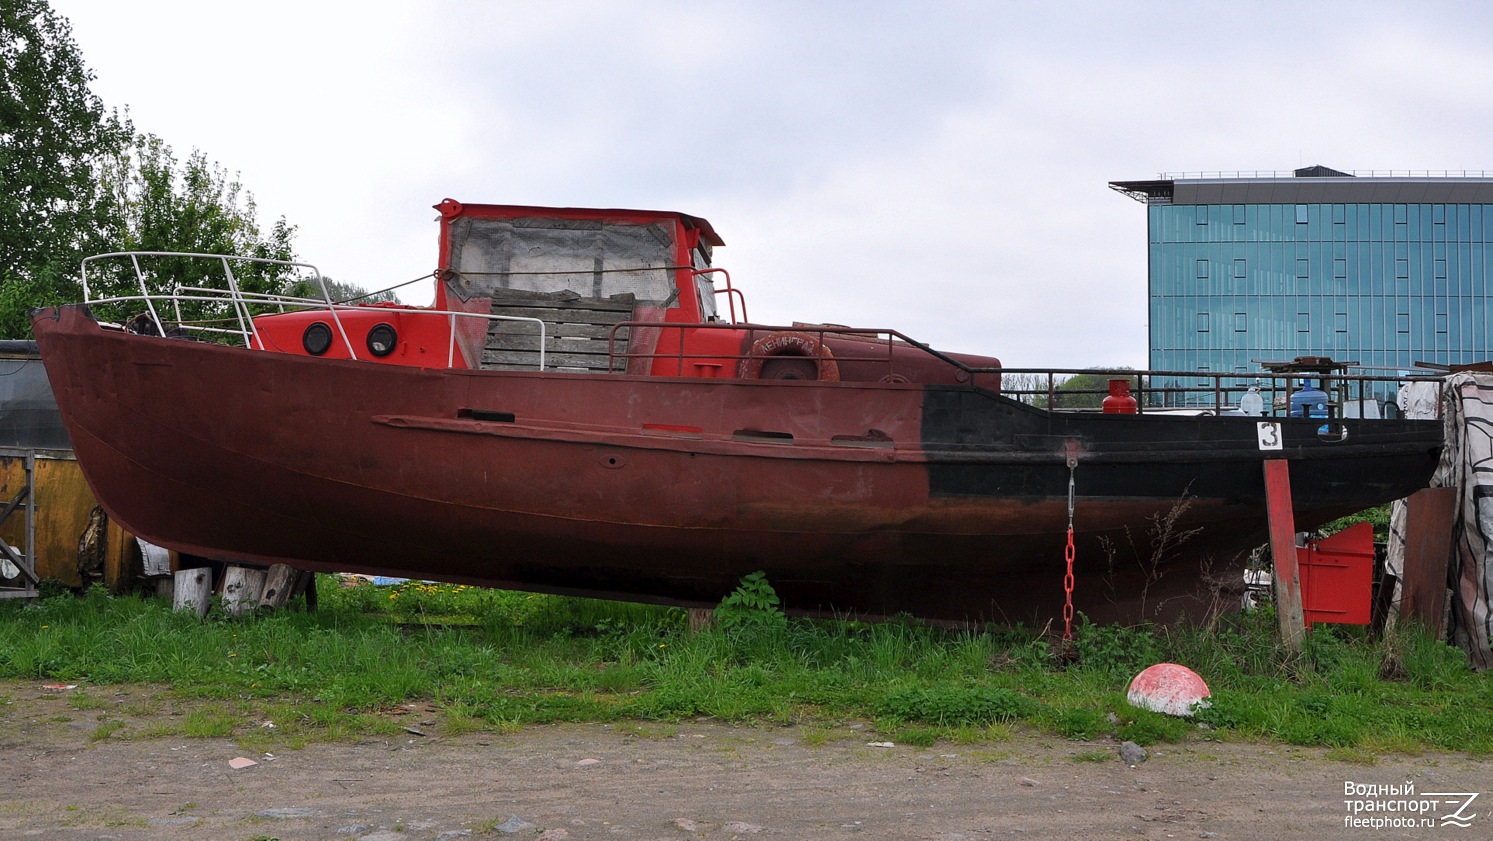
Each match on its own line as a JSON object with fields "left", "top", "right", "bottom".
{"left": 1111, "top": 167, "right": 1493, "bottom": 405}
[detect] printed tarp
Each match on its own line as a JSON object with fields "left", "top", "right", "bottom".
{"left": 1387, "top": 373, "right": 1493, "bottom": 669}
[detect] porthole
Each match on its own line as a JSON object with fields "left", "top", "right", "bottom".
{"left": 302, "top": 321, "right": 333, "bottom": 355}
{"left": 366, "top": 322, "right": 398, "bottom": 357}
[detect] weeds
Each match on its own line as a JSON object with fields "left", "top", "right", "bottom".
{"left": 0, "top": 578, "right": 1489, "bottom": 755}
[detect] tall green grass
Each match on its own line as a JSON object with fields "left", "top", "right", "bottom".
{"left": 1, "top": 580, "right": 1488, "bottom": 754}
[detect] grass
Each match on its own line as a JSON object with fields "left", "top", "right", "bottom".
{"left": 0, "top": 579, "right": 1489, "bottom": 757}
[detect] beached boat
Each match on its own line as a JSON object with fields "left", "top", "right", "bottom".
{"left": 28, "top": 201, "right": 1444, "bottom": 624}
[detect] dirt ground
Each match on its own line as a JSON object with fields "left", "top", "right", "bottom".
{"left": 2, "top": 681, "right": 1488, "bottom": 841}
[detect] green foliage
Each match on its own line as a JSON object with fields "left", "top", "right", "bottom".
{"left": 1038, "top": 705, "right": 1110, "bottom": 740}
{"left": 287, "top": 276, "right": 399, "bottom": 305}
{"left": 876, "top": 685, "right": 1036, "bottom": 725}
{"left": 1051, "top": 368, "right": 1143, "bottom": 410}
{"left": 713, "top": 571, "right": 788, "bottom": 631}
{"left": 1114, "top": 706, "right": 1194, "bottom": 745}
{"left": 0, "top": 582, "right": 1489, "bottom": 754}
{"left": 0, "top": 0, "right": 133, "bottom": 338}
{"left": 0, "top": 2, "right": 298, "bottom": 338}
{"left": 1319, "top": 504, "right": 1391, "bottom": 542}
{"left": 85, "top": 134, "right": 297, "bottom": 329}
{"left": 1073, "top": 617, "right": 1163, "bottom": 676}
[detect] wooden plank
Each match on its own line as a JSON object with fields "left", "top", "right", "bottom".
{"left": 486, "top": 334, "right": 627, "bottom": 355}
{"left": 488, "top": 321, "right": 629, "bottom": 342}
{"left": 486, "top": 289, "right": 637, "bottom": 310}
{"left": 1263, "top": 459, "right": 1306, "bottom": 651}
{"left": 488, "top": 306, "right": 633, "bottom": 325}
{"left": 1399, "top": 486, "right": 1458, "bottom": 636}
{"left": 481, "top": 349, "right": 625, "bottom": 371}
{"left": 482, "top": 346, "right": 614, "bottom": 361}
{"left": 479, "top": 291, "right": 637, "bottom": 373}
{"left": 490, "top": 298, "right": 632, "bottom": 314}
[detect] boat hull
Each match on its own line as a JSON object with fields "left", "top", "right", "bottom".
{"left": 31, "top": 305, "right": 1443, "bottom": 624}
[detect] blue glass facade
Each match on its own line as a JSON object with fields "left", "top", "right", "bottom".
{"left": 1113, "top": 173, "right": 1493, "bottom": 404}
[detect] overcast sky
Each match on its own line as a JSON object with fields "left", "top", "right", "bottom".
{"left": 49, "top": 0, "right": 1493, "bottom": 368}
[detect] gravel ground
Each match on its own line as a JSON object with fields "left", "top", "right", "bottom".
{"left": 2, "top": 681, "right": 1488, "bottom": 840}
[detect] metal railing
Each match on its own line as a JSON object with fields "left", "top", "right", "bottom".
{"left": 76, "top": 253, "right": 1445, "bottom": 415}
{"left": 610, "top": 321, "right": 960, "bottom": 380}
{"left": 996, "top": 368, "right": 1436, "bottom": 419}
{"left": 80, "top": 252, "right": 549, "bottom": 369}
{"left": 693, "top": 268, "right": 748, "bottom": 323}
{"left": 607, "top": 321, "right": 1436, "bottom": 419}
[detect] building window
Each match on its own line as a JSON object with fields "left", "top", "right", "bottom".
{"left": 1332, "top": 204, "right": 1346, "bottom": 223}
{"left": 1297, "top": 312, "right": 1310, "bottom": 333}
{"left": 1295, "top": 205, "right": 1309, "bottom": 224}
{"left": 1335, "top": 312, "right": 1348, "bottom": 333}
{"left": 1397, "top": 313, "right": 1410, "bottom": 333}
{"left": 1296, "top": 258, "right": 1310, "bottom": 278}
{"left": 1233, "top": 205, "right": 1246, "bottom": 225}
{"left": 1234, "top": 312, "right": 1247, "bottom": 332}
{"left": 1197, "top": 366, "right": 1210, "bottom": 387}
{"left": 1435, "top": 259, "right": 1447, "bottom": 278}
{"left": 1196, "top": 313, "right": 1209, "bottom": 332}
{"left": 1334, "top": 259, "right": 1347, "bottom": 278}
{"left": 1196, "top": 259, "right": 1209, "bottom": 278}
{"left": 1436, "top": 314, "right": 1449, "bottom": 334}
{"left": 1233, "top": 259, "right": 1246, "bottom": 279}
{"left": 1195, "top": 205, "right": 1208, "bottom": 225}
{"left": 1396, "top": 259, "right": 1409, "bottom": 278}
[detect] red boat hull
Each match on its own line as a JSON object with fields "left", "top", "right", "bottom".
{"left": 31, "top": 305, "right": 1443, "bottom": 624}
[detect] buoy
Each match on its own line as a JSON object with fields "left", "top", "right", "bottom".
{"left": 1126, "top": 663, "right": 1211, "bottom": 717}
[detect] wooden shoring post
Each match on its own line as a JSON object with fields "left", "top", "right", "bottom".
{"left": 173, "top": 567, "right": 212, "bottom": 617}
{"left": 687, "top": 607, "right": 714, "bottom": 633}
{"left": 1399, "top": 487, "right": 1459, "bottom": 636}
{"left": 1263, "top": 459, "right": 1307, "bottom": 651}
{"left": 257, "top": 564, "right": 299, "bottom": 610}
{"left": 221, "top": 566, "right": 266, "bottom": 617}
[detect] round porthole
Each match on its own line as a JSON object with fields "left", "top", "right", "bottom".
{"left": 366, "top": 322, "right": 398, "bottom": 357}
{"left": 302, "top": 321, "right": 333, "bottom": 355}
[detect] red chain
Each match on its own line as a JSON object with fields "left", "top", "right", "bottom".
{"left": 1062, "top": 526, "right": 1076, "bottom": 642}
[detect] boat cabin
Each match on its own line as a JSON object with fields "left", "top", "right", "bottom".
{"left": 247, "top": 201, "right": 998, "bottom": 385}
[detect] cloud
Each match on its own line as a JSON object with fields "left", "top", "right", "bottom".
{"left": 48, "top": 0, "right": 1493, "bottom": 367}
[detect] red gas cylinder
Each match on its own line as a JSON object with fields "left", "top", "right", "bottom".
{"left": 1103, "top": 378, "right": 1138, "bottom": 414}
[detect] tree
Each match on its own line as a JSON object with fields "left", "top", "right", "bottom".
{"left": 1, "top": 2, "right": 299, "bottom": 339}
{"left": 1051, "top": 368, "right": 1143, "bottom": 410}
{"left": 0, "top": 0, "right": 132, "bottom": 338}
{"left": 84, "top": 134, "right": 298, "bottom": 330}
{"left": 1000, "top": 371, "right": 1056, "bottom": 406}
{"left": 287, "top": 276, "right": 400, "bottom": 305}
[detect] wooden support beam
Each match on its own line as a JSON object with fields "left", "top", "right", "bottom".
{"left": 1399, "top": 487, "right": 1458, "bottom": 636}
{"left": 1263, "top": 459, "right": 1306, "bottom": 651}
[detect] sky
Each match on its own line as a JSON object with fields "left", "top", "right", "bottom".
{"left": 48, "top": 0, "right": 1493, "bottom": 368}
